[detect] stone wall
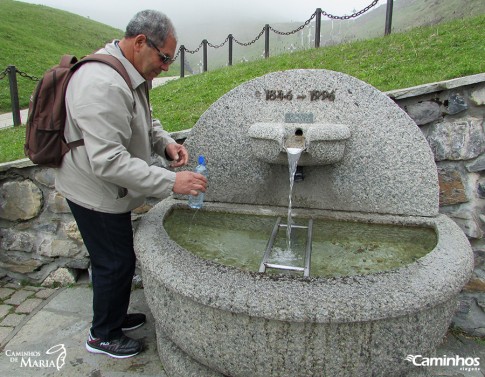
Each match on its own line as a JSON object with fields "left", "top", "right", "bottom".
{"left": 387, "top": 73, "right": 485, "bottom": 336}
{"left": 1, "top": 73, "right": 484, "bottom": 334}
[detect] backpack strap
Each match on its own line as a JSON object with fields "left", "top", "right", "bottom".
{"left": 73, "top": 54, "right": 133, "bottom": 90}
{"left": 60, "top": 55, "right": 78, "bottom": 68}
{"left": 66, "top": 54, "right": 134, "bottom": 149}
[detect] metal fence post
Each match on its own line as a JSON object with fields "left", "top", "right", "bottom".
{"left": 385, "top": 0, "right": 394, "bottom": 36}
{"left": 202, "top": 40, "right": 208, "bottom": 72}
{"left": 179, "top": 46, "right": 185, "bottom": 78}
{"left": 8, "top": 65, "right": 21, "bottom": 126}
{"left": 264, "top": 24, "right": 270, "bottom": 58}
{"left": 315, "top": 9, "right": 322, "bottom": 48}
{"left": 228, "top": 34, "right": 233, "bottom": 66}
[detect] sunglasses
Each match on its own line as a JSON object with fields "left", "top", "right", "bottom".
{"left": 145, "top": 36, "right": 174, "bottom": 64}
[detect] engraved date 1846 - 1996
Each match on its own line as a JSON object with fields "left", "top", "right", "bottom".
{"left": 262, "top": 89, "right": 336, "bottom": 102}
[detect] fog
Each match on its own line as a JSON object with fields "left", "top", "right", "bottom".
{"left": 17, "top": 0, "right": 386, "bottom": 49}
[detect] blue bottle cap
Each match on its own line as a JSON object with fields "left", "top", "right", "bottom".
{"left": 198, "top": 155, "right": 205, "bottom": 165}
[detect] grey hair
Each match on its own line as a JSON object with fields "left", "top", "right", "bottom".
{"left": 125, "top": 10, "right": 177, "bottom": 46}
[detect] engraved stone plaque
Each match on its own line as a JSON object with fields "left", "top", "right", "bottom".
{"left": 285, "top": 113, "right": 314, "bottom": 123}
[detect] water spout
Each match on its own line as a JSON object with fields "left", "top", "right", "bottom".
{"left": 285, "top": 129, "right": 306, "bottom": 152}
{"left": 248, "top": 122, "right": 350, "bottom": 166}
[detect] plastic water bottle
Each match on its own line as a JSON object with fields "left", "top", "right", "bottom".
{"left": 188, "top": 155, "right": 208, "bottom": 209}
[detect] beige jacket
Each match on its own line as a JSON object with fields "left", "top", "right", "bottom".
{"left": 55, "top": 41, "right": 176, "bottom": 213}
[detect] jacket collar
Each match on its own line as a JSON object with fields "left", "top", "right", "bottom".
{"left": 100, "top": 40, "right": 147, "bottom": 90}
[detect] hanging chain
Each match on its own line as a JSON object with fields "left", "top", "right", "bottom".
{"left": 207, "top": 35, "right": 230, "bottom": 49}
{"left": 0, "top": 67, "right": 9, "bottom": 80}
{"left": 321, "top": 0, "right": 380, "bottom": 20}
{"left": 269, "top": 12, "right": 317, "bottom": 36}
{"left": 233, "top": 26, "right": 266, "bottom": 46}
{"left": 15, "top": 68, "right": 40, "bottom": 81}
{"left": 0, "top": 66, "right": 40, "bottom": 81}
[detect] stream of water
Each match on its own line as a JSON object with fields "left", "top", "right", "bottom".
{"left": 285, "top": 147, "right": 303, "bottom": 252}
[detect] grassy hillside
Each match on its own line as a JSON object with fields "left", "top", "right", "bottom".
{"left": 179, "top": 0, "right": 485, "bottom": 71}
{"left": 1, "top": 0, "right": 485, "bottom": 112}
{"left": 0, "top": 0, "right": 122, "bottom": 112}
{"left": 151, "top": 13, "right": 485, "bottom": 132}
{"left": 0, "top": 1, "right": 484, "bottom": 163}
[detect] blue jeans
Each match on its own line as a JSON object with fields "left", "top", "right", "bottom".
{"left": 67, "top": 199, "right": 135, "bottom": 341}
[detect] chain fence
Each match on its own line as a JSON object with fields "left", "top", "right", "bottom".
{"left": 178, "top": 1, "right": 381, "bottom": 75}
{"left": 2, "top": 1, "right": 387, "bottom": 123}
{"left": 0, "top": 67, "right": 39, "bottom": 82}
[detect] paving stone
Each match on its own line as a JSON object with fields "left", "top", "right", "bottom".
{"left": 0, "top": 287, "right": 15, "bottom": 300}
{"left": 0, "top": 304, "right": 13, "bottom": 319}
{"left": 4, "top": 290, "right": 33, "bottom": 305}
{"left": 35, "top": 288, "right": 57, "bottom": 299}
{"left": 15, "top": 298, "right": 43, "bottom": 314}
{"left": 4, "top": 283, "right": 22, "bottom": 289}
{"left": 23, "top": 285, "right": 42, "bottom": 292}
{"left": 0, "top": 326, "right": 13, "bottom": 344}
{"left": 0, "top": 313, "right": 26, "bottom": 327}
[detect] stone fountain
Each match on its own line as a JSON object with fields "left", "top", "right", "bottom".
{"left": 134, "top": 69, "right": 473, "bottom": 377}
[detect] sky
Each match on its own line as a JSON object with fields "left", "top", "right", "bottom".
{"left": 17, "top": 0, "right": 387, "bottom": 48}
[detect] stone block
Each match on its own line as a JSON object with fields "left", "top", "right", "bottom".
{"left": 0, "top": 180, "right": 43, "bottom": 221}
{"left": 33, "top": 168, "right": 55, "bottom": 188}
{"left": 15, "top": 298, "right": 44, "bottom": 314}
{"left": 64, "top": 221, "right": 82, "bottom": 242}
{"left": 0, "top": 252, "right": 46, "bottom": 274}
{"left": 47, "top": 191, "right": 71, "bottom": 214}
{"left": 452, "top": 293, "right": 485, "bottom": 337}
{"left": 445, "top": 93, "right": 468, "bottom": 115}
{"left": 34, "top": 288, "right": 57, "bottom": 299}
{"left": 470, "top": 87, "right": 485, "bottom": 106}
{"left": 0, "top": 326, "right": 13, "bottom": 345}
{"left": 404, "top": 100, "right": 441, "bottom": 125}
{"left": 0, "top": 313, "right": 26, "bottom": 327}
{"left": 464, "top": 277, "right": 485, "bottom": 292}
{"left": 0, "top": 304, "right": 13, "bottom": 318}
{"left": 4, "top": 289, "right": 33, "bottom": 305}
{"left": 0, "top": 287, "right": 15, "bottom": 300}
{"left": 38, "top": 239, "right": 80, "bottom": 258}
{"left": 0, "top": 229, "right": 35, "bottom": 253}
{"left": 466, "top": 154, "right": 485, "bottom": 172}
{"left": 41, "top": 268, "right": 78, "bottom": 287}
{"left": 438, "top": 168, "right": 468, "bottom": 206}
{"left": 442, "top": 207, "right": 484, "bottom": 239}
{"left": 426, "top": 118, "right": 485, "bottom": 161}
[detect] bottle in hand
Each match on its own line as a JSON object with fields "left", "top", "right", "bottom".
{"left": 188, "top": 155, "right": 208, "bottom": 209}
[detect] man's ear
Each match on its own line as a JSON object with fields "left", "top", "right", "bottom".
{"left": 134, "top": 34, "right": 147, "bottom": 51}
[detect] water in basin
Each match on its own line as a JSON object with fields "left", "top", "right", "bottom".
{"left": 164, "top": 209, "right": 437, "bottom": 278}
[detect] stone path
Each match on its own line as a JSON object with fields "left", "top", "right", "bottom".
{"left": 0, "top": 277, "right": 165, "bottom": 377}
{"left": 0, "top": 278, "right": 57, "bottom": 348}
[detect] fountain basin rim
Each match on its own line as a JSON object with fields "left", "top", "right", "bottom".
{"left": 135, "top": 197, "right": 473, "bottom": 323}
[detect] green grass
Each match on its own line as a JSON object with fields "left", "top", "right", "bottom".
{"left": 1, "top": 1, "right": 485, "bottom": 162}
{"left": 0, "top": 124, "right": 26, "bottom": 162}
{"left": 0, "top": 0, "right": 124, "bottom": 112}
{"left": 151, "top": 13, "right": 485, "bottom": 132}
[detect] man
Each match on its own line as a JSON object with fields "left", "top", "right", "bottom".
{"left": 55, "top": 10, "right": 207, "bottom": 358}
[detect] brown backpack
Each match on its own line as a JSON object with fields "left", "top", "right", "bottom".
{"left": 24, "top": 54, "right": 132, "bottom": 167}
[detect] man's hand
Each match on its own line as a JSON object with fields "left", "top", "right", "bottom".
{"left": 173, "top": 171, "right": 208, "bottom": 196}
{"left": 165, "top": 143, "right": 189, "bottom": 167}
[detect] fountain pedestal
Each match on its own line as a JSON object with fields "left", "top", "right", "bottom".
{"left": 134, "top": 69, "right": 473, "bottom": 377}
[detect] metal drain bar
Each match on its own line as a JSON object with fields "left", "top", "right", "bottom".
{"left": 259, "top": 217, "right": 313, "bottom": 277}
